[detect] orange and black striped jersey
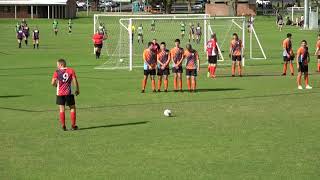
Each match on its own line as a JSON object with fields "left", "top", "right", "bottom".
{"left": 316, "top": 40, "right": 320, "bottom": 55}
{"left": 170, "top": 47, "right": 184, "bottom": 66}
{"left": 143, "top": 48, "right": 157, "bottom": 69}
{"left": 157, "top": 49, "right": 171, "bottom": 68}
{"left": 297, "top": 47, "right": 309, "bottom": 65}
{"left": 184, "top": 50, "right": 199, "bottom": 70}
{"left": 282, "top": 38, "right": 293, "bottom": 56}
{"left": 230, "top": 39, "right": 242, "bottom": 56}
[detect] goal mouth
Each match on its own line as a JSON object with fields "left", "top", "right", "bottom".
{"left": 93, "top": 14, "right": 267, "bottom": 71}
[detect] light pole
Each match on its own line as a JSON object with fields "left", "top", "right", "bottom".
{"left": 303, "top": 0, "right": 309, "bottom": 29}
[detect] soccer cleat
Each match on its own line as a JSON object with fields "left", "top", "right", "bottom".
{"left": 153, "top": 90, "right": 156, "bottom": 93}
{"left": 298, "top": 85, "right": 303, "bottom": 90}
{"left": 231, "top": 75, "right": 235, "bottom": 77}
{"left": 164, "top": 89, "right": 168, "bottom": 92}
{"left": 180, "top": 89, "right": 183, "bottom": 93}
{"left": 157, "top": 89, "right": 161, "bottom": 92}
{"left": 239, "top": 74, "right": 243, "bottom": 77}
{"left": 71, "top": 126, "right": 79, "bottom": 130}
{"left": 174, "top": 90, "right": 178, "bottom": 92}
{"left": 281, "top": 73, "right": 286, "bottom": 76}
{"left": 305, "top": 85, "right": 312, "bottom": 89}
{"left": 62, "top": 126, "right": 67, "bottom": 131}
{"left": 291, "top": 73, "right": 294, "bottom": 76}
{"left": 141, "top": 90, "right": 145, "bottom": 93}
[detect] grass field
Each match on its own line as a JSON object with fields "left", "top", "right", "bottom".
{"left": 0, "top": 13, "right": 320, "bottom": 179}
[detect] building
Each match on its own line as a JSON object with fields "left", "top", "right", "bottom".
{"left": 206, "top": 0, "right": 256, "bottom": 16}
{"left": 0, "top": 0, "right": 77, "bottom": 19}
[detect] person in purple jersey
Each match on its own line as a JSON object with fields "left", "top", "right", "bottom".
{"left": 16, "top": 28, "right": 25, "bottom": 48}
{"left": 32, "top": 27, "right": 40, "bottom": 49}
{"left": 23, "top": 24, "right": 30, "bottom": 45}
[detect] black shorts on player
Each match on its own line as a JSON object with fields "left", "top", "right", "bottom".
{"left": 56, "top": 95, "right": 75, "bottom": 106}
{"left": 172, "top": 66, "right": 183, "bottom": 73}
{"left": 317, "top": 55, "right": 320, "bottom": 59}
{"left": 186, "top": 69, "right": 197, "bottom": 77}
{"left": 232, "top": 55, "right": 241, "bottom": 61}
{"left": 208, "top": 55, "right": 217, "bottom": 64}
{"left": 144, "top": 69, "right": 156, "bottom": 76}
{"left": 283, "top": 56, "right": 294, "bottom": 62}
{"left": 298, "top": 63, "right": 308, "bottom": 73}
{"left": 94, "top": 44, "right": 103, "bottom": 49}
{"left": 157, "top": 68, "right": 170, "bottom": 76}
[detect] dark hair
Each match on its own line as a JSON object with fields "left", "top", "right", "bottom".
{"left": 301, "top": 40, "right": 307, "bottom": 44}
{"left": 57, "top": 59, "right": 66, "bottom": 67}
{"left": 160, "top": 42, "right": 166, "bottom": 45}
{"left": 148, "top": 41, "right": 153, "bottom": 47}
{"left": 175, "top": 39, "right": 180, "bottom": 43}
{"left": 287, "top": 33, "right": 292, "bottom": 38}
{"left": 153, "top": 38, "right": 157, "bottom": 41}
{"left": 186, "top": 43, "right": 192, "bottom": 50}
{"left": 211, "top": 33, "right": 216, "bottom": 39}
{"left": 232, "top": 33, "right": 238, "bottom": 37}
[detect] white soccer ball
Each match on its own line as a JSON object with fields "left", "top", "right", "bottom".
{"left": 119, "top": 59, "right": 123, "bottom": 63}
{"left": 163, "top": 109, "right": 172, "bottom": 117}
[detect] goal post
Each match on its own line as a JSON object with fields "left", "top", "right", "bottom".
{"left": 93, "top": 14, "right": 267, "bottom": 70}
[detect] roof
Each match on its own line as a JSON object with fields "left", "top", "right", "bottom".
{"left": 0, "top": 0, "right": 69, "bottom": 5}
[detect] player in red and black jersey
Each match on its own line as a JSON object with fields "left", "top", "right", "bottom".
{"left": 157, "top": 42, "right": 171, "bottom": 92}
{"left": 92, "top": 30, "right": 107, "bottom": 59}
{"left": 51, "top": 59, "right": 80, "bottom": 131}
{"left": 206, "top": 33, "right": 218, "bottom": 78}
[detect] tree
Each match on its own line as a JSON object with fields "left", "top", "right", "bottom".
{"left": 296, "top": 0, "right": 301, "bottom": 7}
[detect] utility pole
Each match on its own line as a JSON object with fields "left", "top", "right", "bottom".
{"left": 304, "top": 0, "right": 309, "bottom": 29}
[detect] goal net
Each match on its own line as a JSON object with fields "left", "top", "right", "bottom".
{"left": 94, "top": 14, "right": 266, "bottom": 70}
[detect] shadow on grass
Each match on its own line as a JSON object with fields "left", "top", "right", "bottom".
{"left": 0, "top": 95, "right": 28, "bottom": 98}
{"left": 78, "top": 121, "right": 149, "bottom": 131}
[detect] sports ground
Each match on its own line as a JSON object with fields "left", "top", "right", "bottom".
{"left": 0, "top": 13, "right": 319, "bottom": 179}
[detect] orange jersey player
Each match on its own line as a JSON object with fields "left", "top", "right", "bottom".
{"left": 184, "top": 44, "right": 200, "bottom": 92}
{"left": 157, "top": 42, "right": 171, "bottom": 92}
{"left": 51, "top": 59, "right": 80, "bottom": 131}
{"left": 315, "top": 34, "right": 320, "bottom": 72}
{"left": 170, "top": 39, "right": 184, "bottom": 92}
{"left": 230, "top": 33, "right": 243, "bottom": 77}
{"left": 141, "top": 42, "right": 157, "bottom": 93}
{"left": 282, "top": 33, "right": 295, "bottom": 76}
{"left": 296, "top": 40, "right": 312, "bottom": 89}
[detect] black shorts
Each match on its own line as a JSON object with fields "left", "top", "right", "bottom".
{"left": 56, "top": 95, "right": 75, "bottom": 106}
{"left": 317, "top": 55, "right": 320, "bottom": 59}
{"left": 172, "top": 66, "right": 183, "bottom": 73}
{"left": 17, "top": 38, "right": 23, "bottom": 41}
{"left": 298, "top": 63, "right": 308, "bottom": 73}
{"left": 208, "top": 56, "right": 217, "bottom": 64}
{"left": 94, "top": 44, "right": 103, "bottom": 49}
{"left": 232, "top": 55, "right": 241, "bottom": 61}
{"left": 186, "top": 69, "right": 197, "bottom": 77}
{"left": 283, "top": 56, "right": 294, "bottom": 61}
{"left": 157, "top": 68, "right": 170, "bottom": 76}
{"left": 144, "top": 69, "right": 156, "bottom": 76}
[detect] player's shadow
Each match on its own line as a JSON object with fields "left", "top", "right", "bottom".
{"left": 78, "top": 121, "right": 149, "bottom": 131}
{"left": 195, "top": 88, "right": 242, "bottom": 92}
{"left": 0, "top": 95, "right": 28, "bottom": 98}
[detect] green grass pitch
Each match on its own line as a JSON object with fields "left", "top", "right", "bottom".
{"left": 0, "top": 13, "right": 320, "bottom": 179}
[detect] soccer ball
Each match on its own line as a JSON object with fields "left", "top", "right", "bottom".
{"left": 119, "top": 59, "right": 123, "bottom": 63}
{"left": 163, "top": 109, "right": 172, "bottom": 117}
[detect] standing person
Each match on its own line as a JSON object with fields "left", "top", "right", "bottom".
{"left": 195, "top": 23, "right": 201, "bottom": 44}
{"left": 141, "top": 42, "right": 157, "bottom": 93}
{"left": 68, "top": 19, "right": 72, "bottom": 34}
{"left": 247, "top": 15, "right": 254, "bottom": 33}
{"left": 16, "top": 28, "right": 25, "bottom": 48}
{"left": 32, "top": 27, "right": 40, "bottom": 49}
{"left": 188, "top": 23, "right": 195, "bottom": 43}
{"left": 207, "top": 33, "right": 218, "bottom": 78}
{"left": 184, "top": 44, "right": 200, "bottom": 92}
{"left": 92, "top": 30, "right": 106, "bottom": 59}
{"left": 170, "top": 39, "right": 184, "bottom": 92}
{"left": 137, "top": 24, "right": 144, "bottom": 44}
{"left": 51, "top": 59, "right": 80, "bottom": 131}
{"left": 315, "top": 34, "right": 320, "bottom": 72}
{"left": 157, "top": 42, "right": 171, "bottom": 92}
{"left": 230, "top": 33, "right": 243, "bottom": 77}
{"left": 180, "top": 21, "right": 186, "bottom": 39}
{"left": 131, "top": 24, "right": 135, "bottom": 42}
{"left": 15, "top": 22, "right": 20, "bottom": 33}
{"left": 23, "top": 24, "right": 30, "bottom": 45}
{"left": 151, "top": 19, "right": 156, "bottom": 32}
{"left": 277, "top": 14, "right": 284, "bottom": 31}
{"left": 152, "top": 39, "right": 160, "bottom": 53}
{"left": 53, "top": 19, "right": 58, "bottom": 36}
{"left": 98, "top": 22, "right": 105, "bottom": 35}
{"left": 282, "top": 33, "right": 295, "bottom": 76}
{"left": 296, "top": 40, "right": 312, "bottom": 89}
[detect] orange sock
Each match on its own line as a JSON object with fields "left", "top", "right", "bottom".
{"left": 283, "top": 64, "right": 287, "bottom": 74}
{"left": 157, "top": 79, "right": 162, "bottom": 90}
{"left": 231, "top": 64, "right": 235, "bottom": 75}
{"left": 151, "top": 79, "right": 155, "bottom": 90}
{"left": 187, "top": 79, "right": 191, "bottom": 90}
{"left": 289, "top": 63, "right": 294, "bottom": 74}
{"left": 174, "top": 77, "right": 177, "bottom": 90}
{"left": 142, "top": 79, "right": 147, "bottom": 90}
{"left": 212, "top": 66, "right": 217, "bottom": 76}
{"left": 191, "top": 79, "right": 196, "bottom": 90}
{"left": 164, "top": 79, "right": 168, "bottom": 90}
{"left": 179, "top": 79, "right": 183, "bottom": 90}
